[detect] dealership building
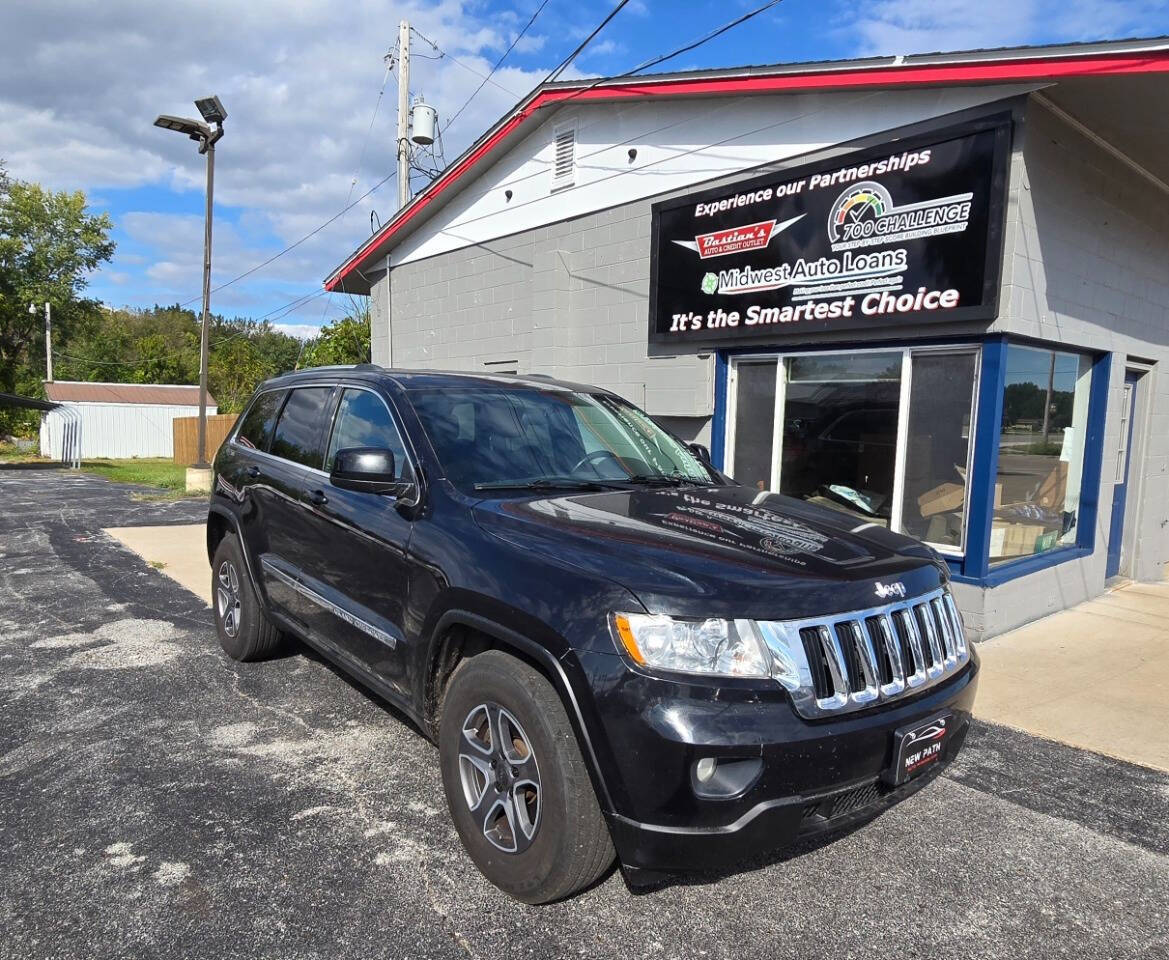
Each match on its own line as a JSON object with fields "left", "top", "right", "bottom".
{"left": 326, "top": 37, "right": 1169, "bottom": 640}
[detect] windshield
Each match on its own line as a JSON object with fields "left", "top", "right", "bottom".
{"left": 407, "top": 386, "right": 713, "bottom": 492}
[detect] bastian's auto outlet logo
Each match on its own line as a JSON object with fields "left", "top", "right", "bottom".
{"left": 673, "top": 214, "right": 804, "bottom": 260}
{"left": 827, "top": 180, "right": 973, "bottom": 251}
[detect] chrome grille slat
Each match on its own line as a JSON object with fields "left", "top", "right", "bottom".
{"left": 932, "top": 597, "right": 957, "bottom": 665}
{"left": 756, "top": 586, "right": 970, "bottom": 719}
{"left": 916, "top": 603, "right": 945, "bottom": 679}
{"left": 874, "top": 615, "right": 906, "bottom": 695}
{"left": 900, "top": 608, "right": 929, "bottom": 687}
{"left": 817, "top": 625, "right": 850, "bottom": 711}
{"left": 943, "top": 593, "right": 968, "bottom": 657}
{"left": 848, "top": 620, "right": 880, "bottom": 705}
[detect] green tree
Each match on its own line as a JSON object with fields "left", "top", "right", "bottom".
{"left": 0, "top": 170, "right": 115, "bottom": 433}
{"left": 299, "top": 299, "right": 371, "bottom": 369}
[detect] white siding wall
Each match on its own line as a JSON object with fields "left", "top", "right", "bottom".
{"left": 390, "top": 83, "right": 1041, "bottom": 267}
{"left": 39, "top": 403, "right": 218, "bottom": 460}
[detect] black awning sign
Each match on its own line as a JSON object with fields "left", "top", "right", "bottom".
{"left": 649, "top": 118, "right": 1011, "bottom": 346}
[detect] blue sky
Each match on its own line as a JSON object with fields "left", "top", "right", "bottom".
{"left": 4, "top": 0, "right": 1167, "bottom": 338}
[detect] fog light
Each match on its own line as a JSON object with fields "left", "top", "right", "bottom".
{"left": 691, "top": 756, "right": 763, "bottom": 799}
{"left": 695, "top": 757, "right": 717, "bottom": 782}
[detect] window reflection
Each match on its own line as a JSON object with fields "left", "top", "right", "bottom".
{"left": 992, "top": 346, "right": 1091, "bottom": 562}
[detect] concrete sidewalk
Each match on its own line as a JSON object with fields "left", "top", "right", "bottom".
{"left": 106, "top": 522, "right": 1169, "bottom": 773}
{"left": 974, "top": 576, "right": 1169, "bottom": 772}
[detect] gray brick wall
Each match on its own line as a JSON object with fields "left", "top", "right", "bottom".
{"left": 952, "top": 98, "right": 1169, "bottom": 638}
{"left": 384, "top": 199, "right": 713, "bottom": 417}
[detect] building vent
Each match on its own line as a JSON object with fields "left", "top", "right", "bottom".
{"left": 551, "top": 126, "right": 575, "bottom": 191}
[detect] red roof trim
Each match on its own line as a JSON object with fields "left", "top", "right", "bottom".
{"left": 325, "top": 49, "right": 1169, "bottom": 291}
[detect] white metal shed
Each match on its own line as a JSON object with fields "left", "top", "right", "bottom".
{"left": 39, "top": 381, "right": 218, "bottom": 460}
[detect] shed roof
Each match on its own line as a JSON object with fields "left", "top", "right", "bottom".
{"left": 43, "top": 381, "right": 216, "bottom": 407}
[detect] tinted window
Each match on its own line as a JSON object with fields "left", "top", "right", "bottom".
{"left": 408, "top": 386, "right": 709, "bottom": 491}
{"left": 270, "top": 387, "right": 333, "bottom": 468}
{"left": 235, "top": 390, "right": 284, "bottom": 452}
{"left": 325, "top": 388, "right": 413, "bottom": 481}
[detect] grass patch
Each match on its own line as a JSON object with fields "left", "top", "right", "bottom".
{"left": 0, "top": 441, "right": 48, "bottom": 463}
{"left": 81, "top": 458, "right": 196, "bottom": 497}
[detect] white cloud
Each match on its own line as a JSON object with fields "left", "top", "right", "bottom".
{"left": 270, "top": 322, "right": 324, "bottom": 340}
{"left": 0, "top": 0, "right": 561, "bottom": 314}
{"left": 842, "top": 0, "right": 1162, "bottom": 56}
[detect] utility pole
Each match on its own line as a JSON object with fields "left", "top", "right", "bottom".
{"left": 44, "top": 302, "right": 52, "bottom": 382}
{"left": 30, "top": 302, "right": 52, "bottom": 381}
{"left": 397, "top": 19, "right": 411, "bottom": 210}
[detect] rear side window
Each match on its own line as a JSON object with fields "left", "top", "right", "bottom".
{"left": 269, "top": 386, "right": 333, "bottom": 468}
{"left": 235, "top": 390, "right": 284, "bottom": 451}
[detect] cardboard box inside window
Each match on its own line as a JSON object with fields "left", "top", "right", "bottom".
{"left": 990, "top": 520, "right": 1063, "bottom": 559}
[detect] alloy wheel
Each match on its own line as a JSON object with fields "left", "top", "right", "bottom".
{"left": 216, "top": 559, "right": 242, "bottom": 638}
{"left": 457, "top": 702, "right": 541, "bottom": 854}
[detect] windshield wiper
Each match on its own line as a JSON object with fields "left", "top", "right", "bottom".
{"left": 623, "top": 473, "right": 712, "bottom": 487}
{"left": 473, "top": 477, "right": 616, "bottom": 492}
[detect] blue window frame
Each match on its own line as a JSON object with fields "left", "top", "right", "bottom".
{"left": 713, "top": 336, "right": 1111, "bottom": 588}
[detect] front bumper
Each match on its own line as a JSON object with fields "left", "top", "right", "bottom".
{"left": 577, "top": 649, "right": 979, "bottom": 875}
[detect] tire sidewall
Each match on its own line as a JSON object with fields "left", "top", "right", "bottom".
{"left": 439, "top": 655, "right": 574, "bottom": 902}
{"left": 211, "top": 533, "right": 261, "bottom": 660}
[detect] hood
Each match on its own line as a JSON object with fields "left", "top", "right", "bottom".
{"left": 473, "top": 484, "right": 946, "bottom": 621}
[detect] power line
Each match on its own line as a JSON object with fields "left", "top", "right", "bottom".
{"left": 167, "top": 168, "right": 396, "bottom": 311}
{"left": 623, "top": 0, "right": 785, "bottom": 78}
{"left": 545, "top": 0, "right": 630, "bottom": 84}
{"left": 409, "top": 25, "right": 526, "bottom": 99}
{"left": 442, "top": 0, "right": 552, "bottom": 134}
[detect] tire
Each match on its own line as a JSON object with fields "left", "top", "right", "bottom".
{"left": 211, "top": 533, "right": 284, "bottom": 662}
{"left": 439, "top": 650, "right": 614, "bottom": 904}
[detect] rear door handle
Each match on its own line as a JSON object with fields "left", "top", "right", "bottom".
{"left": 306, "top": 489, "right": 328, "bottom": 507}
{"left": 246, "top": 466, "right": 261, "bottom": 478}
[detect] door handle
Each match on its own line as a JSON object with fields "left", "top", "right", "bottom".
{"left": 246, "top": 466, "right": 261, "bottom": 478}
{"left": 306, "top": 489, "right": 328, "bottom": 507}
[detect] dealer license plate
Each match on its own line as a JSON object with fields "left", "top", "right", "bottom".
{"left": 886, "top": 712, "right": 952, "bottom": 785}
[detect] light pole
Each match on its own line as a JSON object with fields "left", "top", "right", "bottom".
{"left": 153, "top": 95, "right": 227, "bottom": 470}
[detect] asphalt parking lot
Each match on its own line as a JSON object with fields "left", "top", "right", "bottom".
{"left": 2, "top": 468, "right": 1168, "bottom": 960}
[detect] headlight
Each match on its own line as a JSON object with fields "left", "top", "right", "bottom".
{"left": 610, "top": 613, "right": 771, "bottom": 678}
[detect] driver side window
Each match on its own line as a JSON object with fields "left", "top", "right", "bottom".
{"left": 326, "top": 388, "right": 413, "bottom": 481}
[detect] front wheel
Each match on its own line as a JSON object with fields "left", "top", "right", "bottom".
{"left": 438, "top": 650, "right": 614, "bottom": 903}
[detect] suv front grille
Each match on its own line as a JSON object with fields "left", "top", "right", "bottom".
{"left": 756, "top": 587, "right": 969, "bottom": 719}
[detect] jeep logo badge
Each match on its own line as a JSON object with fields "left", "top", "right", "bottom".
{"left": 874, "top": 581, "right": 907, "bottom": 599}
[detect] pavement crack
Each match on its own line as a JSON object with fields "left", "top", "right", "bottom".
{"left": 419, "top": 861, "right": 475, "bottom": 958}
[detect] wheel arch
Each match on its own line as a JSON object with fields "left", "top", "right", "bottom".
{"left": 425, "top": 609, "right": 616, "bottom": 816}
{"left": 206, "top": 504, "right": 264, "bottom": 604}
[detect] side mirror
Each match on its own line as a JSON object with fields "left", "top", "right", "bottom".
{"left": 687, "top": 442, "right": 712, "bottom": 464}
{"left": 330, "top": 447, "right": 413, "bottom": 497}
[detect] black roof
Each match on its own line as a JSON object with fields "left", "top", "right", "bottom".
{"left": 262, "top": 365, "right": 608, "bottom": 396}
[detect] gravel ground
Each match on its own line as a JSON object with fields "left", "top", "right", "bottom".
{"left": 1, "top": 468, "right": 1168, "bottom": 960}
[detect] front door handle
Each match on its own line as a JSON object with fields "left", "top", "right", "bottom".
{"left": 246, "top": 465, "right": 261, "bottom": 478}
{"left": 306, "top": 489, "right": 328, "bottom": 507}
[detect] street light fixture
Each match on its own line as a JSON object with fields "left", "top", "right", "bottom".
{"left": 153, "top": 95, "right": 226, "bottom": 471}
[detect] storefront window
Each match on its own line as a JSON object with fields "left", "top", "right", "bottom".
{"left": 991, "top": 345, "right": 1092, "bottom": 563}
{"left": 899, "top": 352, "right": 978, "bottom": 550}
{"left": 779, "top": 353, "right": 902, "bottom": 524}
{"left": 729, "top": 359, "right": 777, "bottom": 491}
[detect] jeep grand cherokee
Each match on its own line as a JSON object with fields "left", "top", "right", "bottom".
{"left": 208, "top": 365, "right": 977, "bottom": 903}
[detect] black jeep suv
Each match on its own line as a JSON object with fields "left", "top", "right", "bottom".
{"left": 208, "top": 365, "right": 978, "bottom": 903}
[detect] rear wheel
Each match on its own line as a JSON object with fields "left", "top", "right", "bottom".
{"left": 438, "top": 650, "right": 614, "bottom": 903}
{"left": 211, "top": 533, "right": 283, "bottom": 661}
